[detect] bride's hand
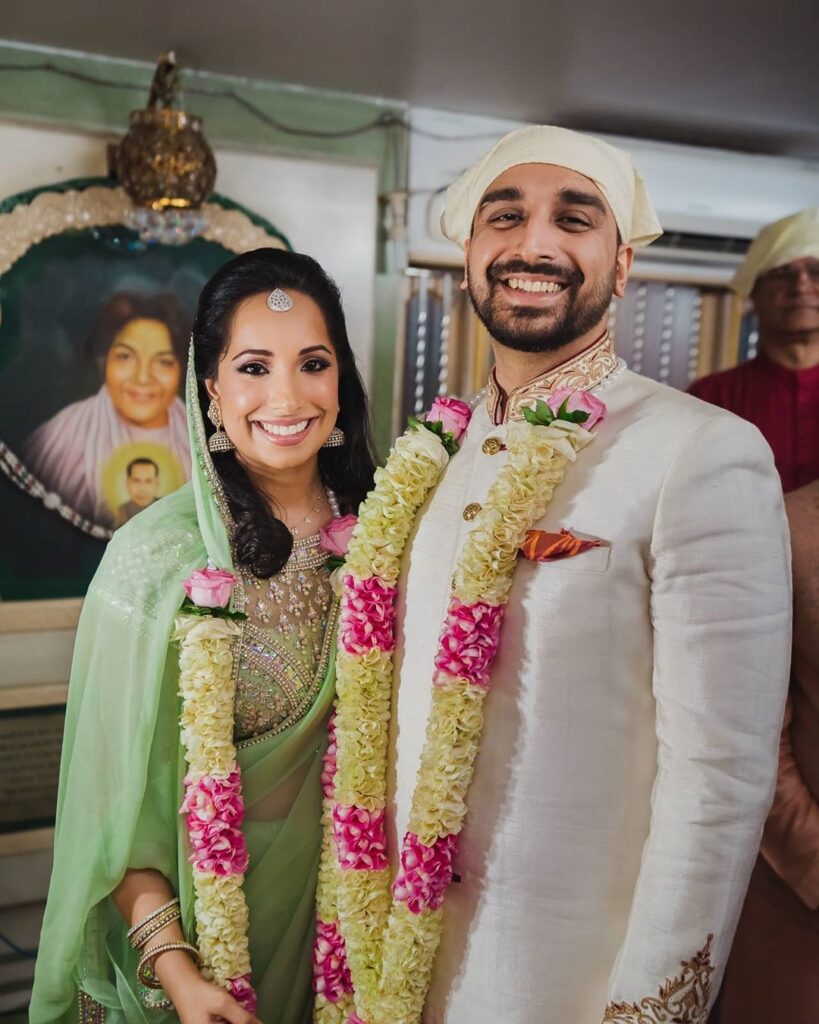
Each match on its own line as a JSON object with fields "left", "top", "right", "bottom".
{"left": 171, "top": 974, "right": 262, "bottom": 1024}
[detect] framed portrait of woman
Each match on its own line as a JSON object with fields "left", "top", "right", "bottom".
{"left": 0, "top": 177, "right": 288, "bottom": 601}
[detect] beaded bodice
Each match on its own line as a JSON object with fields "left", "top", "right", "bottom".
{"left": 232, "top": 536, "right": 339, "bottom": 745}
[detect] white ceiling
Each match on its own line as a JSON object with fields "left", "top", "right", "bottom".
{"left": 2, "top": 0, "right": 818, "bottom": 158}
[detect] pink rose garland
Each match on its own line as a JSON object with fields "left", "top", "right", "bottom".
{"left": 392, "top": 833, "right": 458, "bottom": 914}
{"left": 228, "top": 974, "right": 258, "bottom": 1014}
{"left": 181, "top": 772, "right": 250, "bottom": 876}
{"left": 332, "top": 804, "right": 389, "bottom": 871}
{"left": 321, "top": 714, "right": 338, "bottom": 800}
{"left": 433, "top": 598, "right": 504, "bottom": 688}
{"left": 313, "top": 921, "right": 353, "bottom": 1004}
{"left": 313, "top": 389, "right": 607, "bottom": 1024}
{"left": 178, "top": 567, "right": 257, "bottom": 1010}
{"left": 339, "top": 575, "right": 397, "bottom": 654}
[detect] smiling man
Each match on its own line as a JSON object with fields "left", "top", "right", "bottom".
{"left": 689, "top": 207, "right": 819, "bottom": 492}
{"left": 387, "top": 126, "right": 793, "bottom": 1023}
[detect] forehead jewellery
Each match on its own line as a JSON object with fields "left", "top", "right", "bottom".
{"left": 267, "top": 288, "right": 294, "bottom": 312}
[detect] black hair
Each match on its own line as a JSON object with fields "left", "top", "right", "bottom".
{"left": 192, "top": 248, "right": 377, "bottom": 578}
{"left": 86, "top": 291, "right": 190, "bottom": 366}
{"left": 127, "top": 457, "right": 159, "bottom": 477}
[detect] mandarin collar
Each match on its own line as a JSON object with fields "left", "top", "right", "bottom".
{"left": 486, "top": 332, "right": 618, "bottom": 425}
{"left": 756, "top": 349, "right": 819, "bottom": 386}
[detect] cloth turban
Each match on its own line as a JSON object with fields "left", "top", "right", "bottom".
{"left": 441, "top": 124, "right": 663, "bottom": 249}
{"left": 732, "top": 207, "right": 819, "bottom": 297}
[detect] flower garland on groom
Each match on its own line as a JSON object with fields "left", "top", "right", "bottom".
{"left": 313, "top": 387, "right": 605, "bottom": 1024}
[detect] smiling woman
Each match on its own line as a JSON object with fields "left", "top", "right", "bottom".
{"left": 30, "top": 248, "right": 377, "bottom": 1024}
{"left": 24, "top": 291, "right": 191, "bottom": 527}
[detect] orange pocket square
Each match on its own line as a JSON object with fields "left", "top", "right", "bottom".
{"left": 519, "top": 529, "right": 602, "bottom": 562}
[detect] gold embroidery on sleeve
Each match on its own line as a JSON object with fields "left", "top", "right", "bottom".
{"left": 602, "top": 933, "right": 714, "bottom": 1024}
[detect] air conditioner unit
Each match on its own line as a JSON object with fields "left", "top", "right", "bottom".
{"left": 407, "top": 107, "right": 819, "bottom": 279}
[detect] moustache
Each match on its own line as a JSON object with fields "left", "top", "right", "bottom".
{"left": 487, "top": 260, "right": 584, "bottom": 287}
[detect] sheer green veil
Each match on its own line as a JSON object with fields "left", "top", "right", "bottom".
{"left": 30, "top": 348, "right": 235, "bottom": 1022}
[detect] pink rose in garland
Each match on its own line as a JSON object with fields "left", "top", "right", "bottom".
{"left": 182, "top": 567, "right": 237, "bottom": 609}
{"left": 227, "top": 974, "right": 257, "bottom": 1014}
{"left": 546, "top": 387, "right": 607, "bottom": 430}
{"left": 181, "top": 770, "right": 245, "bottom": 827}
{"left": 332, "top": 803, "right": 388, "bottom": 870}
{"left": 425, "top": 396, "right": 472, "bottom": 444}
{"left": 320, "top": 513, "right": 358, "bottom": 557}
{"left": 340, "top": 575, "right": 397, "bottom": 654}
{"left": 392, "top": 832, "right": 459, "bottom": 913}
{"left": 321, "top": 714, "right": 338, "bottom": 799}
{"left": 433, "top": 598, "right": 504, "bottom": 688}
{"left": 313, "top": 920, "right": 353, "bottom": 1002}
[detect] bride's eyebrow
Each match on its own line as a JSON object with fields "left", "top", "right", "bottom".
{"left": 231, "top": 348, "right": 272, "bottom": 361}
{"left": 231, "top": 345, "right": 333, "bottom": 361}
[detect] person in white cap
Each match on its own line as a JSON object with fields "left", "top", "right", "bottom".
{"left": 691, "top": 209, "right": 819, "bottom": 1024}
{"left": 384, "top": 126, "right": 791, "bottom": 1023}
{"left": 689, "top": 207, "right": 819, "bottom": 492}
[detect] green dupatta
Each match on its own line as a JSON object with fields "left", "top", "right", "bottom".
{"left": 30, "top": 353, "right": 336, "bottom": 1023}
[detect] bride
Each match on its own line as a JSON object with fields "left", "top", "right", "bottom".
{"left": 29, "top": 248, "right": 376, "bottom": 1024}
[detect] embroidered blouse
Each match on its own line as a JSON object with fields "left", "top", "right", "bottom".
{"left": 231, "top": 536, "right": 338, "bottom": 743}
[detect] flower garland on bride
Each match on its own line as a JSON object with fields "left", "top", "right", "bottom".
{"left": 313, "top": 389, "right": 606, "bottom": 1024}
{"left": 174, "top": 569, "right": 257, "bottom": 1012}
{"left": 171, "top": 514, "right": 359, "bottom": 1015}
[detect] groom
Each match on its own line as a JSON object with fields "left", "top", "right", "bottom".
{"left": 388, "top": 127, "right": 792, "bottom": 1023}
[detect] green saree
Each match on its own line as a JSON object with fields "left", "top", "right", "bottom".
{"left": 30, "top": 357, "right": 337, "bottom": 1024}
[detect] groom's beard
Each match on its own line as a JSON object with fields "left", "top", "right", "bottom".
{"left": 468, "top": 258, "right": 616, "bottom": 354}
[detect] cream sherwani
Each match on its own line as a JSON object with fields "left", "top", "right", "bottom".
{"left": 387, "top": 337, "right": 792, "bottom": 1024}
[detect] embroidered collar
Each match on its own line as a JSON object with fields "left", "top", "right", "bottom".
{"left": 486, "top": 331, "right": 618, "bottom": 424}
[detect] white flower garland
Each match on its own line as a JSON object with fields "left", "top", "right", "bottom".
{"left": 314, "top": 402, "right": 599, "bottom": 1024}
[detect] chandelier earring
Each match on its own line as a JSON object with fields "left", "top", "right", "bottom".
{"left": 207, "top": 399, "right": 235, "bottom": 453}
{"left": 322, "top": 425, "right": 345, "bottom": 448}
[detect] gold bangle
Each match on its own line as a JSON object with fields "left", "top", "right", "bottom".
{"left": 129, "top": 906, "right": 181, "bottom": 950}
{"left": 127, "top": 897, "right": 180, "bottom": 945}
{"left": 136, "top": 940, "right": 202, "bottom": 989}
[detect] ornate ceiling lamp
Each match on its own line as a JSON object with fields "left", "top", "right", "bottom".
{"left": 115, "top": 52, "right": 217, "bottom": 245}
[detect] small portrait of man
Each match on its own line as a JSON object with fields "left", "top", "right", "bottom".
{"left": 115, "top": 457, "right": 160, "bottom": 527}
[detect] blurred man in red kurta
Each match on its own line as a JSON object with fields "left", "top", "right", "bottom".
{"left": 690, "top": 207, "right": 819, "bottom": 493}
{"left": 693, "top": 209, "right": 819, "bottom": 1023}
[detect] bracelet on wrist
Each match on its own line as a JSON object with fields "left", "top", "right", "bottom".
{"left": 127, "top": 897, "right": 181, "bottom": 950}
{"left": 136, "top": 940, "right": 202, "bottom": 989}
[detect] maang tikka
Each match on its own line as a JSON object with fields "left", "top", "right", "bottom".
{"left": 267, "top": 288, "right": 294, "bottom": 313}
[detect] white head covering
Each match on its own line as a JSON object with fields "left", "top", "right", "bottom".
{"left": 732, "top": 207, "right": 819, "bottom": 297}
{"left": 442, "top": 124, "right": 663, "bottom": 249}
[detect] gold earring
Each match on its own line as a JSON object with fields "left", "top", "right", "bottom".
{"left": 322, "top": 426, "right": 345, "bottom": 448}
{"left": 207, "top": 399, "right": 234, "bottom": 453}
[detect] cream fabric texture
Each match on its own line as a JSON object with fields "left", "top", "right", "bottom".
{"left": 441, "top": 125, "right": 663, "bottom": 249}
{"left": 388, "top": 370, "right": 791, "bottom": 1023}
{"left": 733, "top": 206, "right": 819, "bottom": 297}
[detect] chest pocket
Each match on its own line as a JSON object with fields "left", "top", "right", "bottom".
{"left": 513, "top": 539, "right": 612, "bottom": 610}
